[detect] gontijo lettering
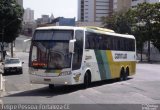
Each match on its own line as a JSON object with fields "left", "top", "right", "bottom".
{"left": 115, "top": 53, "right": 127, "bottom": 59}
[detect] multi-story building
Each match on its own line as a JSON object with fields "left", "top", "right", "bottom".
{"left": 22, "top": 8, "right": 35, "bottom": 36}
{"left": 41, "top": 15, "right": 50, "bottom": 24}
{"left": 16, "top": 0, "right": 23, "bottom": 7}
{"left": 78, "top": 0, "right": 114, "bottom": 22}
{"left": 114, "top": 0, "right": 132, "bottom": 12}
{"left": 23, "top": 8, "right": 34, "bottom": 23}
{"left": 78, "top": 0, "right": 132, "bottom": 24}
{"left": 132, "top": 0, "right": 160, "bottom": 7}
{"left": 36, "top": 14, "right": 55, "bottom": 26}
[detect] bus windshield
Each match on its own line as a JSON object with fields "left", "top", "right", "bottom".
{"left": 29, "top": 30, "right": 73, "bottom": 69}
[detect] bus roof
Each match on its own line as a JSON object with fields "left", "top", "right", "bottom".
{"left": 36, "top": 26, "right": 83, "bottom": 30}
{"left": 85, "top": 27, "right": 135, "bottom": 39}
{"left": 36, "top": 26, "right": 135, "bottom": 39}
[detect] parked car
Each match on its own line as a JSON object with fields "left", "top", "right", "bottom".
{"left": 2, "top": 58, "right": 24, "bottom": 75}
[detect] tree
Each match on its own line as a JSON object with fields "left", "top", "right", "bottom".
{"left": 102, "top": 2, "right": 160, "bottom": 62}
{"left": 133, "top": 25, "right": 147, "bottom": 61}
{"left": 102, "top": 9, "right": 136, "bottom": 34}
{"left": 0, "top": 0, "right": 24, "bottom": 42}
{"left": 150, "top": 3, "right": 160, "bottom": 52}
{"left": 0, "top": 0, "right": 24, "bottom": 60}
{"left": 134, "top": 3, "right": 160, "bottom": 62}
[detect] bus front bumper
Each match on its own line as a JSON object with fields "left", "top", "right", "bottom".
{"left": 30, "top": 74, "right": 73, "bottom": 85}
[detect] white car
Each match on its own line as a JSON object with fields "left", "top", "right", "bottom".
{"left": 3, "top": 58, "right": 24, "bottom": 75}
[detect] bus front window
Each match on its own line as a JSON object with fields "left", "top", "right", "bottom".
{"left": 30, "top": 41, "right": 72, "bottom": 69}
{"left": 31, "top": 42, "right": 48, "bottom": 68}
{"left": 30, "top": 30, "right": 73, "bottom": 69}
{"left": 48, "top": 42, "right": 71, "bottom": 69}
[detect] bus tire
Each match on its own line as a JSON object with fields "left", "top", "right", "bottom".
{"left": 19, "top": 69, "right": 23, "bottom": 74}
{"left": 83, "top": 71, "right": 91, "bottom": 89}
{"left": 49, "top": 84, "right": 55, "bottom": 89}
{"left": 120, "top": 68, "right": 125, "bottom": 81}
{"left": 125, "top": 67, "right": 129, "bottom": 80}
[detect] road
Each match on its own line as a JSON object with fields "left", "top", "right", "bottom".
{"left": 1, "top": 36, "right": 160, "bottom": 110}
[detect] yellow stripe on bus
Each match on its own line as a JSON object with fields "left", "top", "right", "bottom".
{"left": 106, "top": 51, "right": 136, "bottom": 79}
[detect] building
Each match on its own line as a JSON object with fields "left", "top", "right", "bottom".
{"left": 50, "top": 14, "right": 54, "bottom": 23}
{"left": 36, "top": 14, "right": 54, "bottom": 25}
{"left": 36, "top": 14, "right": 56, "bottom": 27}
{"left": 51, "top": 17, "right": 76, "bottom": 26}
{"left": 137, "top": 41, "right": 160, "bottom": 62}
{"left": 23, "top": 8, "right": 34, "bottom": 23}
{"left": 78, "top": 0, "right": 132, "bottom": 26}
{"left": 78, "top": 0, "right": 114, "bottom": 22}
{"left": 41, "top": 15, "right": 50, "bottom": 24}
{"left": 76, "top": 21, "right": 102, "bottom": 27}
{"left": 132, "top": 0, "right": 160, "bottom": 7}
{"left": 16, "top": 0, "right": 23, "bottom": 7}
{"left": 22, "top": 8, "right": 35, "bottom": 36}
{"left": 114, "top": 0, "right": 132, "bottom": 12}
{"left": 36, "top": 17, "right": 75, "bottom": 27}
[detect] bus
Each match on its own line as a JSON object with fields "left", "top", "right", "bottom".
{"left": 29, "top": 26, "right": 136, "bottom": 89}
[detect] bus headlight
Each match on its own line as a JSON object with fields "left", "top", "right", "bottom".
{"left": 60, "top": 71, "right": 71, "bottom": 76}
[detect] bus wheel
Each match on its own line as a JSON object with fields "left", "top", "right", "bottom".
{"left": 125, "top": 67, "right": 129, "bottom": 80}
{"left": 83, "top": 71, "right": 91, "bottom": 89}
{"left": 49, "top": 84, "right": 55, "bottom": 89}
{"left": 120, "top": 68, "right": 125, "bottom": 81}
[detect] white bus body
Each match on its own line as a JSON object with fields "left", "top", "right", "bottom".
{"left": 29, "top": 26, "right": 136, "bottom": 87}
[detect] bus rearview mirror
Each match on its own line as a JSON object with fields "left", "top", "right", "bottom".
{"left": 69, "top": 39, "right": 76, "bottom": 53}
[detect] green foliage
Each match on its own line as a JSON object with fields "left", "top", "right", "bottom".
{"left": 102, "top": 9, "right": 136, "bottom": 34}
{"left": 0, "top": 0, "right": 24, "bottom": 43}
{"left": 102, "top": 2, "right": 160, "bottom": 52}
{"left": 135, "top": 3, "right": 160, "bottom": 51}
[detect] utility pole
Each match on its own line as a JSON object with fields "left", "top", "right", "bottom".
{"left": 11, "top": 42, "right": 14, "bottom": 57}
{"left": 1, "top": 27, "right": 4, "bottom": 62}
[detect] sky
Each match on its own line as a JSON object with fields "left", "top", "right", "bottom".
{"left": 23, "top": 0, "right": 78, "bottom": 20}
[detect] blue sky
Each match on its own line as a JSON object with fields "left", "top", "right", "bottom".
{"left": 23, "top": 0, "right": 78, "bottom": 19}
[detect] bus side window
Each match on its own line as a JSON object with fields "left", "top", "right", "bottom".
{"left": 85, "top": 32, "right": 96, "bottom": 49}
{"left": 98, "top": 36, "right": 103, "bottom": 50}
{"left": 85, "top": 36, "right": 89, "bottom": 49}
{"left": 130, "top": 39, "right": 135, "bottom": 51}
{"left": 117, "top": 38, "right": 121, "bottom": 50}
{"left": 120, "top": 38, "right": 124, "bottom": 51}
{"left": 113, "top": 38, "right": 117, "bottom": 50}
{"left": 85, "top": 32, "right": 91, "bottom": 49}
{"left": 110, "top": 37, "right": 114, "bottom": 50}
{"left": 72, "top": 30, "right": 84, "bottom": 70}
{"left": 125, "top": 39, "right": 129, "bottom": 51}
{"left": 95, "top": 34, "right": 100, "bottom": 49}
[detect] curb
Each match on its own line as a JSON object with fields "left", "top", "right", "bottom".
{"left": 0, "top": 67, "right": 5, "bottom": 98}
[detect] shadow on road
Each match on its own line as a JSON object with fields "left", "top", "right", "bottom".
{"left": 3, "top": 72, "right": 22, "bottom": 76}
{"left": 5, "top": 78, "right": 132, "bottom": 98}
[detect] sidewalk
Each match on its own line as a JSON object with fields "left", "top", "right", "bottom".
{"left": 138, "top": 61, "right": 160, "bottom": 64}
{"left": 0, "top": 63, "right": 5, "bottom": 97}
{"left": 0, "top": 51, "right": 18, "bottom": 98}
